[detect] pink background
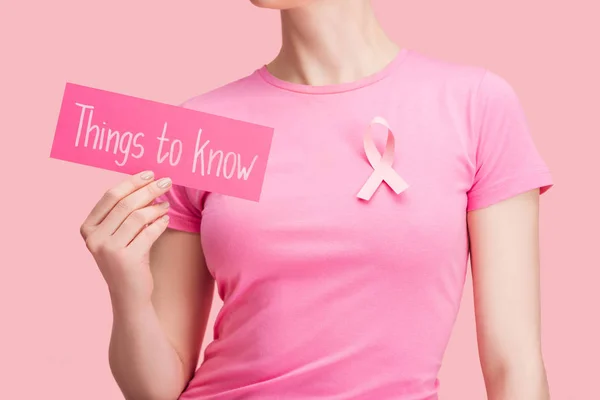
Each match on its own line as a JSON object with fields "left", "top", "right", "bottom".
{"left": 1, "top": 1, "right": 598, "bottom": 399}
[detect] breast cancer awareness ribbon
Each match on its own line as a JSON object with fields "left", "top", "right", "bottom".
{"left": 356, "top": 117, "right": 409, "bottom": 201}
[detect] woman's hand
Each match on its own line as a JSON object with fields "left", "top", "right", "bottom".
{"left": 79, "top": 170, "right": 172, "bottom": 310}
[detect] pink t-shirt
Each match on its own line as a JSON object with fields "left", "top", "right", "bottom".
{"left": 159, "top": 48, "right": 553, "bottom": 399}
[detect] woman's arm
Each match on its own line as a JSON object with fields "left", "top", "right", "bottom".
{"left": 81, "top": 172, "right": 214, "bottom": 400}
{"left": 468, "top": 189, "right": 550, "bottom": 400}
{"left": 108, "top": 229, "right": 214, "bottom": 400}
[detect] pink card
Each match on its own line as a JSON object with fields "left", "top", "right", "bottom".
{"left": 50, "top": 83, "right": 274, "bottom": 202}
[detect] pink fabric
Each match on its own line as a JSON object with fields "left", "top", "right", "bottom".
{"left": 158, "top": 48, "right": 553, "bottom": 399}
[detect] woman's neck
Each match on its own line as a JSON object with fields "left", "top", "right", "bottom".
{"left": 267, "top": 0, "right": 399, "bottom": 86}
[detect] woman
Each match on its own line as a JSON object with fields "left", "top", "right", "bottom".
{"left": 80, "top": 0, "right": 553, "bottom": 399}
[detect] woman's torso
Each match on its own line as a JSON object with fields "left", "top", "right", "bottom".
{"left": 178, "top": 49, "right": 483, "bottom": 399}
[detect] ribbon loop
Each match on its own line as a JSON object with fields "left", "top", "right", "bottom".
{"left": 357, "top": 117, "right": 409, "bottom": 201}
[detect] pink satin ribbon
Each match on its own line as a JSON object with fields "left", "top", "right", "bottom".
{"left": 356, "top": 116, "right": 409, "bottom": 201}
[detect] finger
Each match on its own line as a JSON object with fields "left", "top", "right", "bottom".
{"left": 96, "top": 177, "right": 172, "bottom": 237}
{"left": 111, "top": 202, "right": 170, "bottom": 246}
{"left": 128, "top": 214, "right": 170, "bottom": 253}
{"left": 81, "top": 170, "right": 155, "bottom": 238}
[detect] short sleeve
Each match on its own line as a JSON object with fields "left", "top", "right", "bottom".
{"left": 156, "top": 185, "right": 203, "bottom": 233}
{"left": 466, "top": 70, "right": 553, "bottom": 211}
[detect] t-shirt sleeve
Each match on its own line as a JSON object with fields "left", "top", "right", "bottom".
{"left": 466, "top": 70, "right": 553, "bottom": 211}
{"left": 155, "top": 185, "right": 203, "bottom": 233}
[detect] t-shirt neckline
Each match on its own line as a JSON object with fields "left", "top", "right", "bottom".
{"left": 257, "top": 48, "right": 410, "bottom": 95}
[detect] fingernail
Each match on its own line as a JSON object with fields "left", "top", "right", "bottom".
{"left": 160, "top": 201, "right": 170, "bottom": 208}
{"left": 162, "top": 215, "right": 170, "bottom": 222}
{"left": 140, "top": 171, "right": 154, "bottom": 180}
{"left": 157, "top": 178, "right": 172, "bottom": 188}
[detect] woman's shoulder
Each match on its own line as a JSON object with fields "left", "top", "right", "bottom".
{"left": 178, "top": 69, "right": 265, "bottom": 115}
{"left": 402, "top": 48, "right": 517, "bottom": 101}
{"left": 403, "top": 48, "right": 486, "bottom": 83}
